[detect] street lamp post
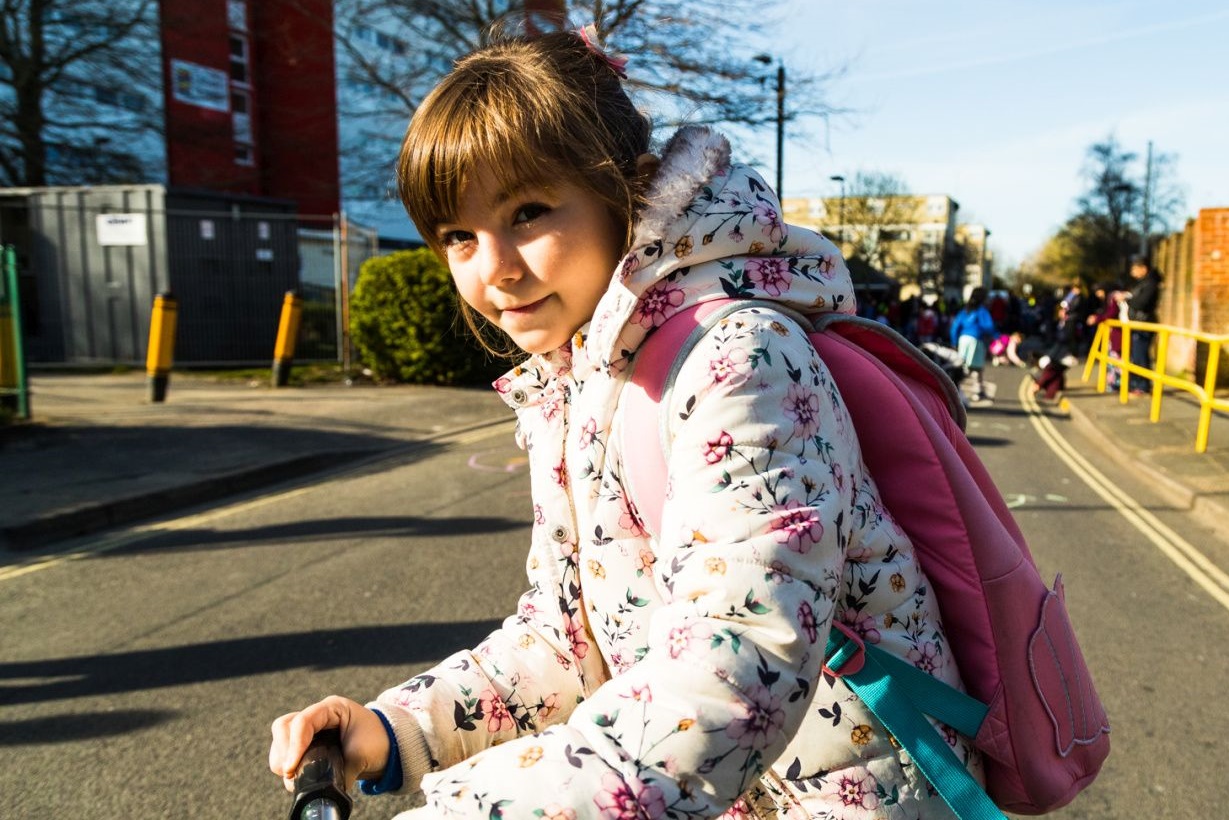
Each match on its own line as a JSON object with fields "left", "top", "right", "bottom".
{"left": 829, "top": 174, "right": 845, "bottom": 250}
{"left": 1139, "top": 140, "right": 1153, "bottom": 256}
{"left": 754, "top": 55, "right": 786, "bottom": 199}
{"left": 982, "top": 228, "right": 992, "bottom": 288}
{"left": 1111, "top": 181, "right": 1134, "bottom": 276}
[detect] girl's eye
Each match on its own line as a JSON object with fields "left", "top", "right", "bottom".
{"left": 440, "top": 229, "right": 474, "bottom": 248}
{"left": 513, "top": 203, "right": 550, "bottom": 225}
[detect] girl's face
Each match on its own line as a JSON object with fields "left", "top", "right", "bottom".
{"left": 438, "top": 165, "right": 624, "bottom": 355}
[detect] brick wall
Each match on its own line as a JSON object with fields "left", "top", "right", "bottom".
{"left": 1156, "top": 218, "right": 1196, "bottom": 374}
{"left": 1156, "top": 207, "right": 1229, "bottom": 387}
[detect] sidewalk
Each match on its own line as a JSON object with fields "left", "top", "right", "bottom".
{"left": 0, "top": 371, "right": 511, "bottom": 551}
{"left": 1056, "top": 372, "right": 1229, "bottom": 530}
{"left": 2, "top": 367, "right": 1228, "bottom": 553}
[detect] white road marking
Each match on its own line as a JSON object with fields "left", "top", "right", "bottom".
{"left": 1018, "top": 378, "right": 1229, "bottom": 612}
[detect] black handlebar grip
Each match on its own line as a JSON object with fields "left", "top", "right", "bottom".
{"left": 289, "top": 727, "right": 353, "bottom": 820}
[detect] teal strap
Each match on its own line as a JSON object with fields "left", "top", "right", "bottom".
{"left": 863, "top": 644, "right": 988, "bottom": 738}
{"left": 826, "top": 635, "right": 1005, "bottom": 820}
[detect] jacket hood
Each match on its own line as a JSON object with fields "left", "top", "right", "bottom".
{"left": 579, "top": 126, "right": 856, "bottom": 376}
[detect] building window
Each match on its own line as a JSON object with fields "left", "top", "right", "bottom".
{"left": 354, "top": 24, "right": 407, "bottom": 55}
{"left": 231, "top": 90, "right": 252, "bottom": 143}
{"left": 229, "top": 34, "right": 250, "bottom": 84}
{"left": 89, "top": 84, "right": 146, "bottom": 113}
{"left": 233, "top": 89, "right": 254, "bottom": 166}
{"left": 228, "top": 0, "right": 248, "bottom": 32}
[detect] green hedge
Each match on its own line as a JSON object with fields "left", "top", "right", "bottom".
{"left": 350, "top": 248, "right": 508, "bottom": 385}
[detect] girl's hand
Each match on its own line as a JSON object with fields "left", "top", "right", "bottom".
{"left": 269, "top": 695, "right": 391, "bottom": 792}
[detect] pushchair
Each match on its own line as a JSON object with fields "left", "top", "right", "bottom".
{"left": 920, "top": 342, "right": 971, "bottom": 408}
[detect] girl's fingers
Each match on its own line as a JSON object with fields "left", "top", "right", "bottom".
{"left": 283, "top": 702, "right": 337, "bottom": 777}
{"left": 268, "top": 711, "right": 298, "bottom": 775}
{"left": 270, "top": 699, "right": 347, "bottom": 783}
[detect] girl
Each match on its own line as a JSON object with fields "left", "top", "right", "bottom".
{"left": 948, "top": 287, "right": 997, "bottom": 405}
{"left": 270, "top": 24, "right": 977, "bottom": 819}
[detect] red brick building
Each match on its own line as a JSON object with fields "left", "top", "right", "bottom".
{"left": 1154, "top": 207, "right": 1229, "bottom": 386}
{"left": 159, "top": 0, "right": 340, "bottom": 217}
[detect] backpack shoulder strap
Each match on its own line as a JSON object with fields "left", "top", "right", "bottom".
{"left": 622, "top": 299, "right": 753, "bottom": 541}
{"left": 624, "top": 303, "right": 967, "bottom": 540}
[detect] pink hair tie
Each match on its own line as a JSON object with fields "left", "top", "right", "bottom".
{"left": 577, "top": 23, "right": 628, "bottom": 79}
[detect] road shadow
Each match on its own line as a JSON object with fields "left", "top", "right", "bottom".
{"left": 0, "top": 620, "right": 503, "bottom": 706}
{"left": 0, "top": 710, "right": 177, "bottom": 746}
{"left": 104, "top": 515, "right": 527, "bottom": 554}
{"left": 966, "top": 436, "right": 1012, "bottom": 448}
{"left": 1, "top": 422, "right": 450, "bottom": 552}
{"left": 966, "top": 406, "right": 1034, "bottom": 419}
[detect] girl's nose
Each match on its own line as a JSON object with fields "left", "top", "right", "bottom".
{"left": 477, "top": 235, "right": 520, "bottom": 286}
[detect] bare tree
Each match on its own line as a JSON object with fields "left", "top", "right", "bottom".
{"left": 330, "top": 0, "right": 847, "bottom": 203}
{"left": 0, "top": 0, "right": 162, "bottom": 187}
{"left": 1139, "top": 147, "right": 1185, "bottom": 243}
{"left": 838, "top": 171, "right": 914, "bottom": 275}
{"left": 1069, "top": 133, "right": 1185, "bottom": 283}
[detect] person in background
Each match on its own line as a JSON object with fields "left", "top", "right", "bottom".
{"left": 1086, "top": 283, "right": 1127, "bottom": 389}
{"left": 1032, "top": 300, "right": 1078, "bottom": 402}
{"left": 915, "top": 300, "right": 939, "bottom": 344}
{"left": 1124, "top": 256, "right": 1162, "bottom": 394}
{"left": 949, "top": 286, "right": 998, "bottom": 404}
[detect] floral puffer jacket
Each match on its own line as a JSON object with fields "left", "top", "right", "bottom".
{"left": 371, "top": 126, "right": 977, "bottom": 819}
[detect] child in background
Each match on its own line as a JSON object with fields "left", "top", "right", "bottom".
{"left": 1032, "top": 301, "right": 1078, "bottom": 403}
{"left": 988, "top": 333, "right": 1011, "bottom": 366}
{"left": 270, "top": 22, "right": 977, "bottom": 819}
{"left": 1086, "top": 283, "right": 1127, "bottom": 389}
{"left": 949, "top": 287, "right": 998, "bottom": 404}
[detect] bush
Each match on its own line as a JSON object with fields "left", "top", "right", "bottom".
{"left": 350, "top": 248, "right": 508, "bottom": 385}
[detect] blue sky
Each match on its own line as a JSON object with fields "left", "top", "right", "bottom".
{"left": 771, "top": 0, "right": 1229, "bottom": 268}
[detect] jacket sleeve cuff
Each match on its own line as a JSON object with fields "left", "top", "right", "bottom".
{"left": 365, "top": 703, "right": 434, "bottom": 795}
{"left": 358, "top": 709, "right": 402, "bottom": 795}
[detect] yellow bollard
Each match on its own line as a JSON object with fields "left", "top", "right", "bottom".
{"left": 146, "top": 292, "right": 178, "bottom": 403}
{"left": 271, "top": 290, "right": 303, "bottom": 387}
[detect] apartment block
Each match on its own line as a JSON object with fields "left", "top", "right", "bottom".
{"left": 782, "top": 194, "right": 983, "bottom": 300}
{"left": 160, "top": 0, "right": 341, "bottom": 217}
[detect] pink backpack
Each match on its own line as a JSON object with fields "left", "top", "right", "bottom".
{"left": 623, "top": 299, "right": 1110, "bottom": 818}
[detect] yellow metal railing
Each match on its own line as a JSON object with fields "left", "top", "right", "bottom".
{"left": 1082, "top": 318, "right": 1229, "bottom": 453}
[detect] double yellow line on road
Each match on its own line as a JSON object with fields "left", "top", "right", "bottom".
{"left": 0, "top": 418, "right": 517, "bottom": 584}
{"left": 1019, "top": 378, "right": 1229, "bottom": 612}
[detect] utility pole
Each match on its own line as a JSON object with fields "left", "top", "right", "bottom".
{"left": 1139, "top": 140, "right": 1153, "bottom": 256}
{"left": 753, "top": 55, "right": 786, "bottom": 199}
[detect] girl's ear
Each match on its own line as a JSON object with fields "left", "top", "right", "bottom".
{"left": 633, "top": 153, "right": 661, "bottom": 189}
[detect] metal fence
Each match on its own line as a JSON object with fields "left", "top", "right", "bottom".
{"left": 1083, "top": 318, "right": 1229, "bottom": 453}
{"left": 0, "top": 185, "right": 382, "bottom": 367}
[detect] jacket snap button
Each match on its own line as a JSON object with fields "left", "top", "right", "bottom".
{"left": 550, "top": 525, "right": 570, "bottom": 543}
{"left": 511, "top": 389, "right": 528, "bottom": 405}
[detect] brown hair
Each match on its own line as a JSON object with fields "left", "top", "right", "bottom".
{"left": 397, "top": 29, "right": 653, "bottom": 353}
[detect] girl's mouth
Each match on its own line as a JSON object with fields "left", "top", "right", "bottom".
{"left": 503, "top": 297, "right": 548, "bottom": 315}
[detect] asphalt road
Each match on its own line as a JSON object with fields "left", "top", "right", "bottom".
{"left": 3, "top": 367, "right": 1228, "bottom": 819}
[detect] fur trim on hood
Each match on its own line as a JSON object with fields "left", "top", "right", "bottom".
{"left": 569, "top": 126, "right": 855, "bottom": 376}
{"left": 631, "top": 126, "right": 732, "bottom": 249}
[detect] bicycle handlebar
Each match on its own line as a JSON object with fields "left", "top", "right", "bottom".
{"left": 288, "top": 728, "right": 353, "bottom": 820}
